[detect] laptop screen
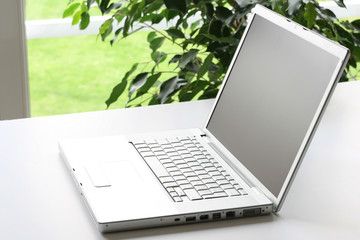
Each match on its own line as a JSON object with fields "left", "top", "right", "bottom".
{"left": 206, "top": 14, "right": 340, "bottom": 197}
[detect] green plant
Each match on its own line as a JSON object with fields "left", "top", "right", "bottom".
{"left": 64, "top": 0, "right": 360, "bottom": 108}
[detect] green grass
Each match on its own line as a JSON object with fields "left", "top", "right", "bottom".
{"left": 28, "top": 33, "right": 147, "bottom": 116}
{"left": 28, "top": 32, "right": 182, "bottom": 116}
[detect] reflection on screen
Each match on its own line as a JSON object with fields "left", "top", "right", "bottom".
{"left": 207, "top": 15, "right": 339, "bottom": 197}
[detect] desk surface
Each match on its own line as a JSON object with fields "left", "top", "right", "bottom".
{"left": 1, "top": 81, "right": 360, "bottom": 240}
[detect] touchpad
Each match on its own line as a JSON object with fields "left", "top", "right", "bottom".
{"left": 99, "top": 161, "right": 143, "bottom": 187}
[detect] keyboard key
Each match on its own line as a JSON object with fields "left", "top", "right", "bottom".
{"left": 167, "top": 167, "right": 179, "bottom": 173}
{"left": 164, "top": 182, "right": 178, "bottom": 188}
{"left": 188, "top": 162, "right": 199, "bottom": 167}
{"left": 175, "top": 148, "right": 187, "bottom": 152}
{"left": 206, "top": 183, "right": 219, "bottom": 189}
{"left": 159, "top": 176, "right": 174, "bottom": 183}
{"left": 220, "top": 184, "right": 234, "bottom": 190}
{"left": 173, "top": 159, "right": 186, "bottom": 164}
{"left": 213, "top": 192, "right": 228, "bottom": 197}
{"left": 209, "top": 171, "right": 222, "bottom": 176}
{"left": 194, "top": 185, "right": 208, "bottom": 191}
{"left": 191, "top": 151, "right": 203, "bottom": 156}
{"left": 177, "top": 163, "right": 189, "bottom": 169}
{"left": 140, "top": 151, "right": 155, "bottom": 157}
{"left": 209, "top": 187, "right": 223, "bottom": 194}
{"left": 156, "top": 139, "right": 168, "bottom": 145}
{"left": 212, "top": 175, "right": 226, "bottom": 181}
{"left": 204, "top": 166, "right": 217, "bottom": 172}
{"left": 171, "top": 143, "right": 183, "bottom": 148}
{"left": 198, "top": 189, "right": 212, "bottom": 196}
{"left": 180, "top": 167, "right": 192, "bottom": 173}
{"left": 217, "top": 179, "right": 230, "bottom": 185}
{"left": 187, "top": 176, "right": 200, "bottom": 182}
{"left": 180, "top": 184, "right": 193, "bottom": 190}
{"left": 239, "top": 189, "right": 248, "bottom": 195}
{"left": 184, "top": 171, "right": 197, "bottom": 177}
{"left": 191, "top": 180, "right": 204, "bottom": 186}
{"left": 163, "top": 162, "right": 175, "bottom": 168}
{"left": 225, "top": 189, "right": 241, "bottom": 196}
{"left": 145, "top": 139, "right": 157, "bottom": 144}
{"left": 170, "top": 155, "right": 183, "bottom": 161}
{"left": 151, "top": 147, "right": 163, "bottom": 152}
{"left": 198, "top": 174, "right": 211, "bottom": 180}
{"left": 202, "top": 178, "right": 215, "bottom": 184}
{"left": 195, "top": 170, "right": 208, "bottom": 175}
{"left": 161, "top": 144, "right": 173, "bottom": 149}
{"left": 191, "top": 166, "right": 203, "bottom": 171}
{"left": 170, "top": 171, "right": 183, "bottom": 177}
{"left": 173, "top": 196, "right": 182, "bottom": 202}
{"left": 177, "top": 179, "right": 189, "bottom": 185}
{"left": 167, "top": 152, "right": 179, "bottom": 157}
{"left": 143, "top": 156, "right": 169, "bottom": 177}
{"left": 173, "top": 175, "right": 186, "bottom": 181}
{"left": 164, "top": 148, "right": 176, "bottom": 153}
{"left": 174, "top": 187, "right": 185, "bottom": 197}
{"left": 170, "top": 191, "right": 178, "bottom": 198}
{"left": 183, "top": 188, "right": 202, "bottom": 200}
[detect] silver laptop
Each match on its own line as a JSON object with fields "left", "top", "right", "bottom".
{"left": 58, "top": 5, "right": 350, "bottom": 232}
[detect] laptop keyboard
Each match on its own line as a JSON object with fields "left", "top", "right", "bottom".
{"left": 132, "top": 136, "right": 247, "bottom": 202}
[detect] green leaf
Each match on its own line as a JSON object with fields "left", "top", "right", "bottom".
{"left": 147, "top": 32, "right": 157, "bottom": 42}
{"left": 169, "top": 54, "right": 181, "bottom": 64}
{"left": 287, "top": 0, "right": 302, "bottom": 15}
{"left": 63, "top": 3, "right": 80, "bottom": 18}
{"left": 80, "top": 12, "right": 90, "bottom": 30}
{"left": 164, "top": 0, "right": 187, "bottom": 14}
{"left": 351, "top": 19, "right": 360, "bottom": 32}
{"left": 352, "top": 46, "right": 360, "bottom": 59}
{"left": 215, "top": 6, "right": 233, "bottom": 24}
{"left": 209, "top": 20, "right": 223, "bottom": 38}
{"left": 104, "top": 1, "right": 123, "bottom": 14}
{"left": 129, "top": 73, "right": 149, "bottom": 97}
{"left": 199, "top": 88, "right": 219, "bottom": 100}
{"left": 99, "top": 18, "right": 113, "bottom": 41}
{"left": 137, "top": 73, "right": 161, "bottom": 96}
{"left": 270, "top": 0, "right": 283, "bottom": 10}
{"left": 178, "top": 49, "right": 199, "bottom": 68}
{"left": 334, "top": 0, "right": 346, "bottom": 8}
{"left": 87, "top": 0, "right": 95, "bottom": 9}
{"left": 304, "top": 2, "right": 317, "bottom": 29}
{"left": 197, "top": 53, "right": 214, "bottom": 80}
{"left": 202, "top": 33, "right": 234, "bottom": 43}
{"left": 105, "top": 63, "right": 138, "bottom": 108}
{"left": 105, "top": 80, "right": 127, "bottom": 108}
{"left": 72, "top": 11, "right": 82, "bottom": 25}
{"left": 99, "top": 0, "right": 111, "bottom": 14}
{"left": 166, "top": 28, "right": 185, "bottom": 39}
{"left": 151, "top": 51, "right": 167, "bottom": 62}
{"left": 150, "top": 37, "right": 165, "bottom": 52}
{"left": 158, "top": 76, "right": 186, "bottom": 104}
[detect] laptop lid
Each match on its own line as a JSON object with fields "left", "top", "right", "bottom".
{"left": 202, "top": 5, "right": 349, "bottom": 212}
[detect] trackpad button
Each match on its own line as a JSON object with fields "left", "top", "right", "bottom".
{"left": 85, "top": 163, "right": 111, "bottom": 187}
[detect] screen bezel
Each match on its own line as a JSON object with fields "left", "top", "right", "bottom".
{"left": 202, "top": 4, "right": 350, "bottom": 212}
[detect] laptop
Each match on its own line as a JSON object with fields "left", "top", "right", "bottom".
{"left": 58, "top": 4, "right": 350, "bottom": 232}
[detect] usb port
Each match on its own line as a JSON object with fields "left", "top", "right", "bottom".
{"left": 226, "top": 211, "right": 236, "bottom": 218}
{"left": 243, "top": 208, "right": 261, "bottom": 217}
{"left": 212, "top": 213, "right": 221, "bottom": 219}
{"left": 199, "top": 214, "right": 209, "bottom": 220}
{"left": 186, "top": 216, "right": 196, "bottom": 222}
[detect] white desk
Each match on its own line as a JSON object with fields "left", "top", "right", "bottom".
{"left": 1, "top": 81, "right": 360, "bottom": 240}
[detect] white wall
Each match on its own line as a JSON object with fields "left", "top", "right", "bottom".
{"left": 0, "top": 0, "right": 30, "bottom": 120}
